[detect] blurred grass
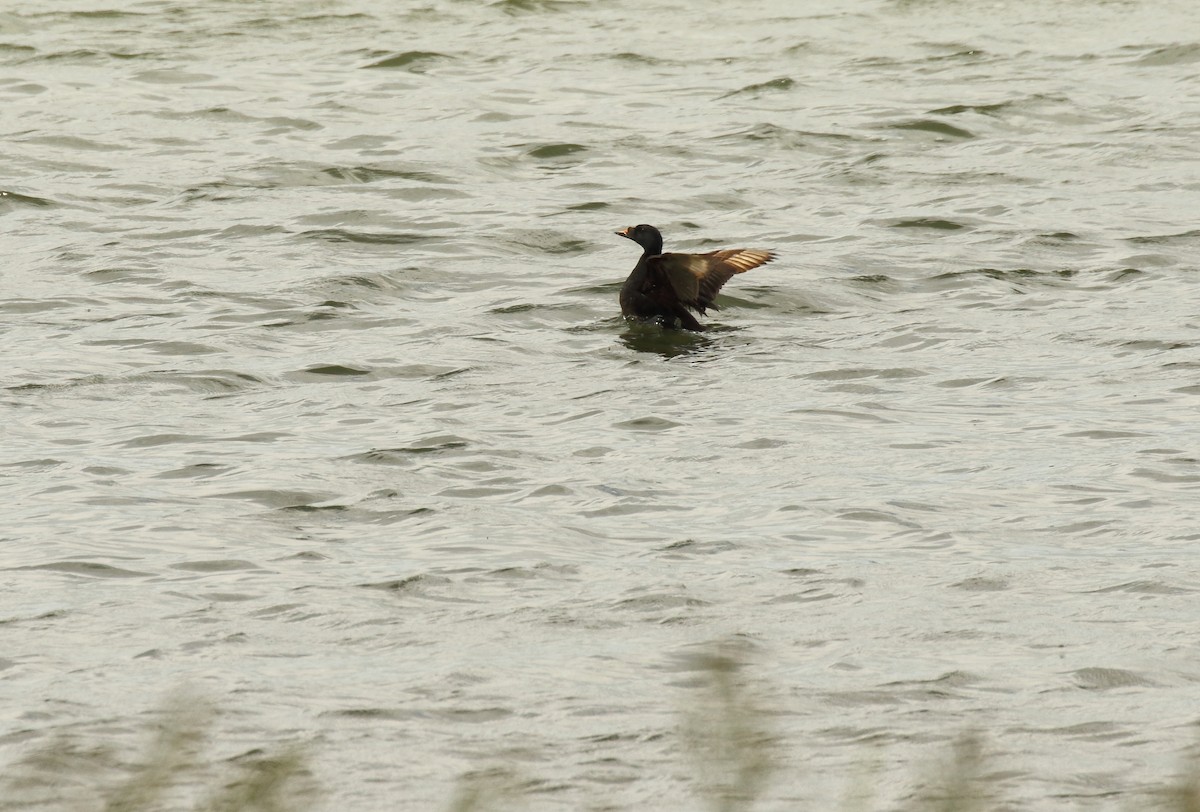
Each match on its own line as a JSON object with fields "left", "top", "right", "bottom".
{"left": 679, "top": 642, "right": 776, "bottom": 812}
{"left": 5, "top": 654, "right": 1200, "bottom": 811}
{"left": 1, "top": 690, "right": 317, "bottom": 812}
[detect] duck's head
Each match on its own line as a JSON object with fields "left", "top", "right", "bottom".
{"left": 616, "top": 224, "right": 663, "bottom": 254}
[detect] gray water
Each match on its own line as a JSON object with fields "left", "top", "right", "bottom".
{"left": 3, "top": 0, "right": 1200, "bottom": 808}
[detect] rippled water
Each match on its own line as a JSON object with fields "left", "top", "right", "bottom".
{"left": 4, "top": 0, "right": 1200, "bottom": 808}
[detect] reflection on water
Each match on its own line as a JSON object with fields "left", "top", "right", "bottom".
{"left": 618, "top": 321, "right": 718, "bottom": 358}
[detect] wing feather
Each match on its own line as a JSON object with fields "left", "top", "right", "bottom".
{"left": 651, "top": 249, "right": 774, "bottom": 313}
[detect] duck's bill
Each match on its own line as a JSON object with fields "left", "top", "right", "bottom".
{"left": 615, "top": 227, "right": 632, "bottom": 238}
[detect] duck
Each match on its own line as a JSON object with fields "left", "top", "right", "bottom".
{"left": 616, "top": 224, "right": 774, "bottom": 331}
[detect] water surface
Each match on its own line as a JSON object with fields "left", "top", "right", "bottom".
{"left": 3, "top": 0, "right": 1200, "bottom": 808}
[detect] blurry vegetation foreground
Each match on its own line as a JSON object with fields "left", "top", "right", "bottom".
{"left": 5, "top": 646, "right": 1200, "bottom": 811}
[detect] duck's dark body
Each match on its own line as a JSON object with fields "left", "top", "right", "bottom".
{"left": 617, "top": 224, "right": 774, "bottom": 331}
{"left": 620, "top": 250, "right": 705, "bottom": 331}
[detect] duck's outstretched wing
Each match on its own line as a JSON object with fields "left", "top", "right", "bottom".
{"left": 650, "top": 249, "right": 775, "bottom": 314}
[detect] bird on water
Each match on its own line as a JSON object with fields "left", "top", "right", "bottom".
{"left": 616, "top": 224, "right": 774, "bottom": 331}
